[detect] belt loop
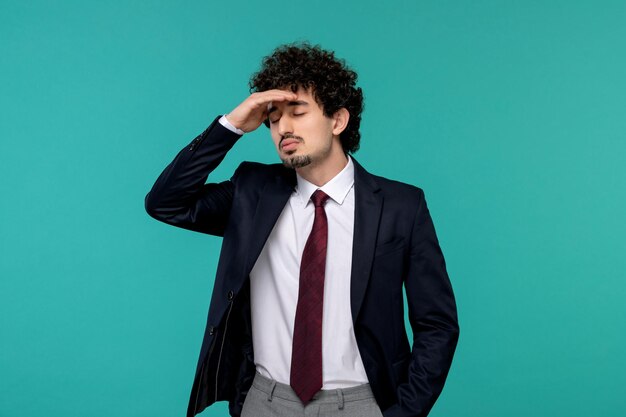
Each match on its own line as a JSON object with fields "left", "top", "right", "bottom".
{"left": 267, "top": 380, "right": 277, "bottom": 402}
{"left": 337, "top": 389, "right": 345, "bottom": 410}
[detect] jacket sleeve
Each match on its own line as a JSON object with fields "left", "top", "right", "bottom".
{"left": 383, "top": 189, "right": 460, "bottom": 417}
{"left": 144, "top": 115, "right": 244, "bottom": 236}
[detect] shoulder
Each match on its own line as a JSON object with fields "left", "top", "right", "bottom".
{"left": 231, "top": 160, "right": 291, "bottom": 184}
{"left": 368, "top": 171, "right": 425, "bottom": 207}
{"left": 376, "top": 176, "right": 425, "bottom": 219}
{"left": 352, "top": 156, "right": 424, "bottom": 204}
{"left": 374, "top": 173, "right": 423, "bottom": 195}
{"left": 234, "top": 160, "right": 277, "bottom": 175}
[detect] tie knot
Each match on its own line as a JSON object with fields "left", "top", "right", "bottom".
{"left": 311, "top": 189, "right": 330, "bottom": 208}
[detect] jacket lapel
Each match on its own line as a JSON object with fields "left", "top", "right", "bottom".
{"left": 243, "top": 168, "right": 296, "bottom": 278}
{"left": 349, "top": 157, "right": 383, "bottom": 324}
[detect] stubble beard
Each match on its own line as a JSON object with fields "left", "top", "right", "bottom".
{"left": 279, "top": 135, "right": 333, "bottom": 170}
{"left": 280, "top": 154, "right": 312, "bottom": 169}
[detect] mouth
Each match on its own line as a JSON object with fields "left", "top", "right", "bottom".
{"left": 281, "top": 138, "right": 301, "bottom": 151}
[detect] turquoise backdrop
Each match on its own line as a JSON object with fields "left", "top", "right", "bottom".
{"left": 1, "top": 1, "right": 625, "bottom": 416}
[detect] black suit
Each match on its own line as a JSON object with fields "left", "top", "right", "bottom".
{"left": 145, "top": 116, "right": 459, "bottom": 417}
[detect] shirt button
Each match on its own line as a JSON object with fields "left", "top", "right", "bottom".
{"left": 227, "top": 290, "right": 234, "bottom": 301}
{"left": 208, "top": 326, "right": 215, "bottom": 336}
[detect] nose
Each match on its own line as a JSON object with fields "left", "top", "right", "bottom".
{"left": 277, "top": 115, "right": 293, "bottom": 137}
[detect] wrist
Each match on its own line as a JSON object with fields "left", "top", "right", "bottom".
{"left": 220, "top": 114, "right": 245, "bottom": 135}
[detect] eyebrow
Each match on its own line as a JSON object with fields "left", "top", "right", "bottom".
{"left": 268, "top": 100, "right": 309, "bottom": 114}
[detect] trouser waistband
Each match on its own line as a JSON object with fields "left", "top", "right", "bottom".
{"left": 251, "top": 371, "right": 375, "bottom": 408}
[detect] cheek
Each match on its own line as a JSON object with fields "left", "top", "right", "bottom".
{"left": 304, "top": 115, "right": 332, "bottom": 135}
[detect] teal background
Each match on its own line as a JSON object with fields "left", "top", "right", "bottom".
{"left": 1, "top": 0, "right": 625, "bottom": 416}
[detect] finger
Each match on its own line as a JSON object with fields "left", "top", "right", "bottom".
{"left": 258, "top": 92, "right": 297, "bottom": 103}
{"left": 265, "top": 88, "right": 299, "bottom": 96}
{"left": 255, "top": 90, "right": 298, "bottom": 102}
{"left": 252, "top": 94, "right": 296, "bottom": 109}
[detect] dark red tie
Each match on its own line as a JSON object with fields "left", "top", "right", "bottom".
{"left": 290, "top": 189, "right": 330, "bottom": 405}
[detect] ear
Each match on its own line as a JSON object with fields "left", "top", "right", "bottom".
{"left": 331, "top": 108, "right": 350, "bottom": 136}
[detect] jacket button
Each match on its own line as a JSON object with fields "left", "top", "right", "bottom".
{"left": 227, "top": 290, "right": 234, "bottom": 301}
{"left": 189, "top": 138, "right": 201, "bottom": 150}
{"left": 209, "top": 326, "right": 215, "bottom": 336}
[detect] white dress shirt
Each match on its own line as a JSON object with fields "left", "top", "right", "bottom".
{"left": 219, "top": 115, "right": 369, "bottom": 389}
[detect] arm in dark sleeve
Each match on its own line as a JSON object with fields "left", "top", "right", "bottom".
{"left": 144, "top": 115, "right": 243, "bottom": 236}
{"left": 384, "top": 189, "right": 460, "bottom": 417}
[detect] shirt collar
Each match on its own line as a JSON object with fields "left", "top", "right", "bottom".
{"left": 295, "top": 155, "right": 355, "bottom": 206}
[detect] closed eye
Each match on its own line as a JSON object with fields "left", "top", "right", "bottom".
{"left": 270, "top": 113, "right": 305, "bottom": 123}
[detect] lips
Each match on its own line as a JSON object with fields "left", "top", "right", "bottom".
{"left": 281, "top": 138, "right": 300, "bottom": 151}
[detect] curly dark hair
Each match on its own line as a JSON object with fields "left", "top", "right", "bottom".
{"left": 249, "top": 42, "right": 364, "bottom": 154}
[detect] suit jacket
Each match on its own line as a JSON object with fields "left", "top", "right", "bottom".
{"left": 145, "top": 115, "right": 459, "bottom": 417}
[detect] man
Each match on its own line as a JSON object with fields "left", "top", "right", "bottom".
{"left": 145, "top": 42, "right": 459, "bottom": 417}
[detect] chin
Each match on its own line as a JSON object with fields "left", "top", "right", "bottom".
{"left": 281, "top": 154, "right": 312, "bottom": 169}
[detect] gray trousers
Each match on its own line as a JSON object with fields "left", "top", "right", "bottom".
{"left": 241, "top": 371, "right": 384, "bottom": 417}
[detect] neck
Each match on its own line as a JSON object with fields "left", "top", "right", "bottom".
{"left": 296, "top": 149, "right": 349, "bottom": 187}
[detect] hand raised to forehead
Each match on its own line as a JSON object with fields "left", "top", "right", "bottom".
{"left": 225, "top": 89, "right": 297, "bottom": 133}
